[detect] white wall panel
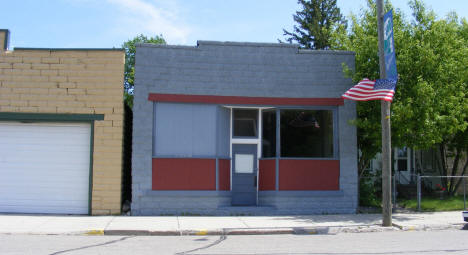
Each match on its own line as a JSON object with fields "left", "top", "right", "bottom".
{"left": 154, "top": 103, "right": 217, "bottom": 157}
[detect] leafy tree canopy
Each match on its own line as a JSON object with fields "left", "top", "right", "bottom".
{"left": 122, "top": 34, "right": 166, "bottom": 107}
{"left": 330, "top": 0, "right": 468, "bottom": 180}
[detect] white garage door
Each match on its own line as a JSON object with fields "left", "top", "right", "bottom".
{"left": 0, "top": 122, "right": 91, "bottom": 214}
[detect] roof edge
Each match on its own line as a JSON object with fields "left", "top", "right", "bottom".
{"left": 298, "top": 49, "right": 355, "bottom": 55}
{"left": 197, "top": 40, "right": 299, "bottom": 48}
{"left": 137, "top": 43, "right": 199, "bottom": 50}
{"left": 14, "top": 47, "right": 124, "bottom": 51}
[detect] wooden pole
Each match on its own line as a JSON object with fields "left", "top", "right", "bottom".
{"left": 377, "top": 0, "right": 392, "bottom": 226}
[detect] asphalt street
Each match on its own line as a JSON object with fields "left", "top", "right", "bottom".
{"left": 1, "top": 229, "right": 468, "bottom": 255}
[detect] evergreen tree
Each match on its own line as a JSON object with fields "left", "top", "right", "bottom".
{"left": 283, "top": 0, "right": 347, "bottom": 49}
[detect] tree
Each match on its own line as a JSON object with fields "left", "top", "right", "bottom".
{"left": 331, "top": 0, "right": 468, "bottom": 195}
{"left": 330, "top": 0, "right": 403, "bottom": 176}
{"left": 283, "top": 0, "right": 347, "bottom": 49}
{"left": 390, "top": 2, "right": 467, "bottom": 195}
{"left": 122, "top": 34, "right": 166, "bottom": 107}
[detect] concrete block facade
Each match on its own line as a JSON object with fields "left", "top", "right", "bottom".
{"left": 0, "top": 30, "right": 125, "bottom": 215}
{"left": 132, "top": 41, "right": 358, "bottom": 215}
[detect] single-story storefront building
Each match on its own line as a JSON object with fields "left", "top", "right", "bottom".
{"left": 0, "top": 29, "right": 125, "bottom": 215}
{"left": 132, "top": 41, "right": 357, "bottom": 215}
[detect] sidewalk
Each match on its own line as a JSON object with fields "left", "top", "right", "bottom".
{"left": 0, "top": 211, "right": 465, "bottom": 236}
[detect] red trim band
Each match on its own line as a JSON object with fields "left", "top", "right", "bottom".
{"left": 279, "top": 159, "right": 340, "bottom": 190}
{"left": 148, "top": 93, "right": 344, "bottom": 106}
{"left": 259, "top": 159, "right": 276, "bottom": 191}
{"left": 152, "top": 158, "right": 216, "bottom": 190}
{"left": 218, "top": 159, "right": 231, "bottom": 191}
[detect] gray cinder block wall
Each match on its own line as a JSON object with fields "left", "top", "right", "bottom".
{"left": 132, "top": 41, "right": 357, "bottom": 215}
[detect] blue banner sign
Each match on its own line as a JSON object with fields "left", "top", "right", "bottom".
{"left": 383, "top": 9, "right": 397, "bottom": 79}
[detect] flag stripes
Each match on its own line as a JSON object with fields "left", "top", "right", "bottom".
{"left": 342, "top": 78, "right": 396, "bottom": 102}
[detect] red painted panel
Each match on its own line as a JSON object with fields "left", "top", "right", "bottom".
{"left": 152, "top": 158, "right": 216, "bottom": 190}
{"left": 148, "top": 93, "right": 344, "bottom": 106}
{"left": 259, "top": 159, "right": 276, "bottom": 190}
{"left": 218, "top": 159, "right": 231, "bottom": 191}
{"left": 279, "top": 159, "right": 339, "bottom": 190}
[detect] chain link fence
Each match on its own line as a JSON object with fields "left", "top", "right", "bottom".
{"left": 359, "top": 172, "right": 467, "bottom": 211}
{"left": 416, "top": 175, "right": 468, "bottom": 211}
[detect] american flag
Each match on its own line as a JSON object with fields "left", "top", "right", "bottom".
{"left": 342, "top": 78, "right": 397, "bottom": 102}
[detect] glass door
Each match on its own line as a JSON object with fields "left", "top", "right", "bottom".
{"left": 230, "top": 108, "right": 260, "bottom": 206}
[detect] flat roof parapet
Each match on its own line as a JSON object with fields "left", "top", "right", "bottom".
{"left": 14, "top": 47, "right": 124, "bottom": 51}
{"left": 298, "top": 49, "right": 355, "bottom": 55}
{"left": 138, "top": 40, "right": 354, "bottom": 56}
{"left": 138, "top": 43, "right": 200, "bottom": 50}
{"left": 197, "top": 40, "right": 299, "bottom": 48}
{"left": 0, "top": 29, "right": 10, "bottom": 51}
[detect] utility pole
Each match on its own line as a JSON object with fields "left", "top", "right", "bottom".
{"left": 377, "top": 0, "right": 392, "bottom": 226}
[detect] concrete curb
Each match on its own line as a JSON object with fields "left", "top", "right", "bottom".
{"left": 2, "top": 224, "right": 464, "bottom": 237}
{"left": 397, "top": 223, "right": 466, "bottom": 232}
{"left": 101, "top": 225, "right": 399, "bottom": 236}
{"left": 102, "top": 223, "right": 467, "bottom": 236}
{"left": 103, "top": 228, "right": 296, "bottom": 236}
{"left": 103, "top": 230, "right": 181, "bottom": 236}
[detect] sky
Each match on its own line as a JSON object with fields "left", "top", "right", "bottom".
{"left": 1, "top": 0, "right": 467, "bottom": 49}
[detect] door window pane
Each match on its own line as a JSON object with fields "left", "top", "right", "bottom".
{"left": 233, "top": 109, "right": 258, "bottom": 137}
{"left": 262, "top": 109, "right": 276, "bottom": 157}
{"left": 280, "top": 110, "right": 334, "bottom": 158}
{"left": 235, "top": 154, "right": 254, "bottom": 173}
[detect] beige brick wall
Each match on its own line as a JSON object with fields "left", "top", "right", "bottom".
{"left": 0, "top": 48, "right": 125, "bottom": 215}
{"left": 0, "top": 30, "right": 6, "bottom": 51}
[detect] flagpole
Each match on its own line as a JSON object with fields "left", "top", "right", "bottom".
{"left": 377, "top": 0, "right": 392, "bottom": 227}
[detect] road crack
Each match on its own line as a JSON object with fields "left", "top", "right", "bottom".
{"left": 175, "top": 234, "right": 227, "bottom": 255}
{"left": 49, "top": 236, "right": 134, "bottom": 255}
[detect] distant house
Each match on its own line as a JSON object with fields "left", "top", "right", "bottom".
{"left": 369, "top": 146, "right": 467, "bottom": 195}
{"left": 0, "top": 29, "right": 125, "bottom": 215}
{"left": 131, "top": 41, "right": 358, "bottom": 215}
{"left": 370, "top": 147, "right": 438, "bottom": 184}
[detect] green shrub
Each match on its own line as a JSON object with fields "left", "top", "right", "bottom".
{"left": 359, "top": 170, "right": 382, "bottom": 207}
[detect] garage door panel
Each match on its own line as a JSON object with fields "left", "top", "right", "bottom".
{"left": 0, "top": 204, "right": 87, "bottom": 214}
{"left": 0, "top": 175, "right": 89, "bottom": 185}
{"left": 0, "top": 122, "right": 91, "bottom": 214}
{"left": 0, "top": 192, "right": 88, "bottom": 202}
{"left": 0, "top": 189, "right": 88, "bottom": 200}
{"left": 1, "top": 147, "right": 90, "bottom": 155}
{"left": 0, "top": 178, "right": 90, "bottom": 190}
{"left": 9, "top": 142, "right": 91, "bottom": 149}
{"left": 0, "top": 163, "right": 90, "bottom": 172}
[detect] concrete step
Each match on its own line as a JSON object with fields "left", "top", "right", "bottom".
{"left": 217, "top": 206, "right": 277, "bottom": 216}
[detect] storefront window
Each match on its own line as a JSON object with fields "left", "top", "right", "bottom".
{"left": 262, "top": 109, "right": 276, "bottom": 158}
{"left": 233, "top": 109, "right": 258, "bottom": 137}
{"left": 280, "top": 109, "right": 334, "bottom": 158}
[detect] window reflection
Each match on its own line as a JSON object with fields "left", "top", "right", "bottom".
{"left": 262, "top": 109, "right": 276, "bottom": 158}
{"left": 280, "top": 110, "right": 333, "bottom": 158}
{"left": 233, "top": 109, "right": 258, "bottom": 137}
